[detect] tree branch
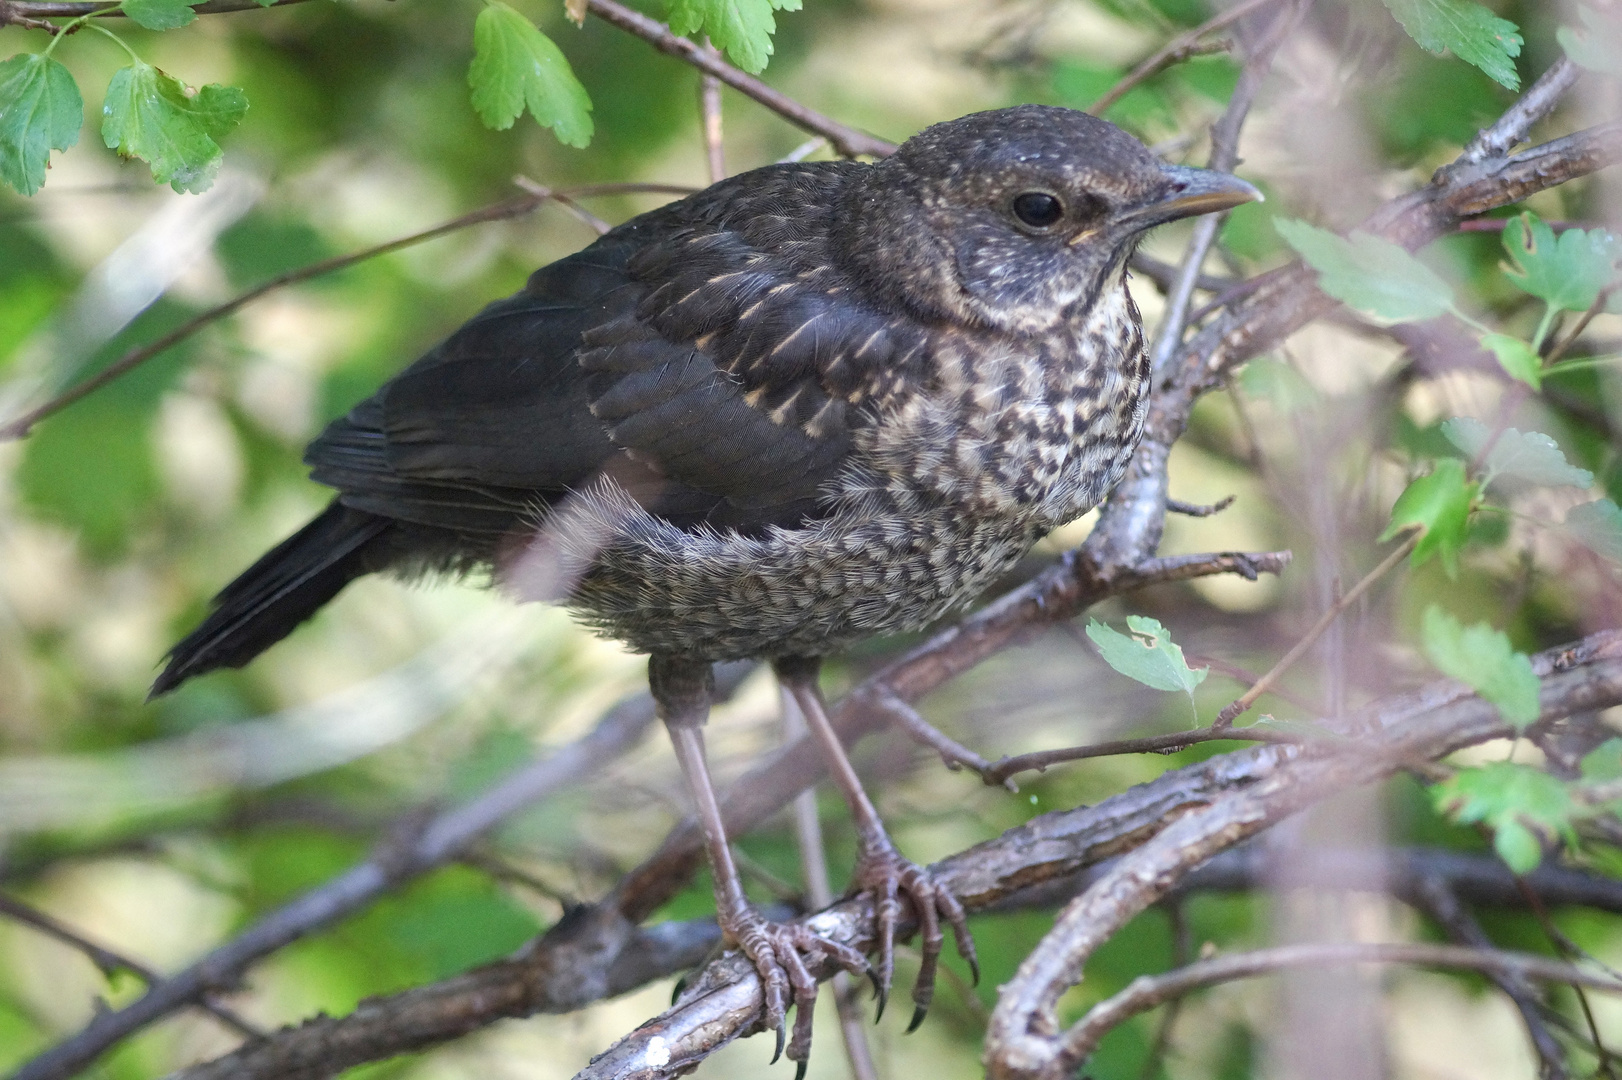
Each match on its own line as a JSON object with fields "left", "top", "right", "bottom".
{"left": 0, "top": 181, "right": 696, "bottom": 441}
{"left": 1066, "top": 941, "right": 1622, "bottom": 1060}
{"left": 8, "top": 665, "right": 754, "bottom": 1080}
{"left": 984, "top": 631, "right": 1622, "bottom": 1080}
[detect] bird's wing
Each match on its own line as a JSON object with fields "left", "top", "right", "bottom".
{"left": 305, "top": 163, "right": 919, "bottom": 535}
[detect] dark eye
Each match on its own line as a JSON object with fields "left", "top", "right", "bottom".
{"left": 1012, "top": 191, "right": 1064, "bottom": 229}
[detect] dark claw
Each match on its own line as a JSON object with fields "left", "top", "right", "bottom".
{"left": 772, "top": 1018, "right": 786, "bottom": 1064}
{"left": 671, "top": 974, "right": 688, "bottom": 1005}
{"left": 874, "top": 981, "right": 888, "bottom": 1024}
{"left": 967, "top": 953, "right": 981, "bottom": 987}
{"left": 795, "top": 1061, "right": 808, "bottom": 1080}
{"left": 866, "top": 966, "right": 884, "bottom": 1002}
{"left": 907, "top": 1005, "right": 929, "bottom": 1034}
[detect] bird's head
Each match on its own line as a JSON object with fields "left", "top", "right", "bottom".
{"left": 839, "top": 105, "right": 1260, "bottom": 333}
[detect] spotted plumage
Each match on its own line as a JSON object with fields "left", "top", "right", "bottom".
{"left": 151, "top": 104, "right": 1258, "bottom": 1063}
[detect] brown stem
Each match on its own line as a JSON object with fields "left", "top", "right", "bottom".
{"left": 583, "top": 0, "right": 895, "bottom": 159}
{"left": 2, "top": 0, "right": 312, "bottom": 16}
{"left": 980, "top": 722, "right": 1312, "bottom": 789}
{"left": 1088, "top": 0, "right": 1281, "bottom": 116}
{"left": 1214, "top": 532, "right": 1419, "bottom": 727}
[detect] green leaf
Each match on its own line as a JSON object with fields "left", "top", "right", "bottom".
{"left": 1381, "top": 0, "right": 1523, "bottom": 90}
{"left": 1379, "top": 458, "right": 1478, "bottom": 575}
{"left": 1502, "top": 212, "right": 1622, "bottom": 313}
{"left": 1086, "top": 616, "right": 1208, "bottom": 698}
{"left": 1440, "top": 417, "right": 1594, "bottom": 488}
{"left": 120, "top": 0, "right": 204, "bottom": 30}
{"left": 468, "top": 2, "right": 593, "bottom": 148}
{"left": 101, "top": 60, "right": 247, "bottom": 193}
{"left": 1580, "top": 739, "right": 1622, "bottom": 782}
{"left": 1559, "top": 7, "right": 1622, "bottom": 76}
{"left": 1421, "top": 606, "right": 1540, "bottom": 728}
{"left": 1275, "top": 218, "right": 1455, "bottom": 324}
{"left": 0, "top": 53, "right": 83, "bottom": 196}
{"left": 1432, "top": 762, "right": 1576, "bottom": 873}
{"left": 1566, "top": 498, "right": 1622, "bottom": 562}
{"left": 665, "top": 0, "right": 799, "bottom": 74}
{"left": 1478, "top": 332, "right": 1542, "bottom": 390}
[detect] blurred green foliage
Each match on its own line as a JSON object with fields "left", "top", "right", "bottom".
{"left": 1, "top": 0, "right": 1620, "bottom": 1078}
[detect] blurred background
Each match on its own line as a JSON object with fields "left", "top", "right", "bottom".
{"left": 1, "top": 0, "right": 1618, "bottom": 1077}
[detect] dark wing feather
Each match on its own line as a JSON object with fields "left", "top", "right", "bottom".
{"left": 304, "top": 160, "right": 912, "bottom": 539}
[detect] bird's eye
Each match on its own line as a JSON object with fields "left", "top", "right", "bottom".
{"left": 1012, "top": 191, "right": 1065, "bottom": 230}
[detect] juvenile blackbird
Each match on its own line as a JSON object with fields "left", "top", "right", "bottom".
{"left": 153, "top": 104, "right": 1258, "bottom": 1064}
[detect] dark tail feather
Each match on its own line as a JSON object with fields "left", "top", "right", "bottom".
{"left": 151, "top": 502, "right": 392, "bottom": 697}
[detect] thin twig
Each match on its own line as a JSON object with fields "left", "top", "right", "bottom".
{"left": 2, "top": 0, "right": 312, "bottom": 15}
{"left": 0, "top": 892, "right": 264, "bottom": 1040}
{"left": 1166, "top": 495, "right": 1235, "bottom": 517}
{"left": 1214, "top": 532, "right": 1418, "bottom": 727}
{"left": 0, "top": 180, "right": 693, "bottom": 441}
{"left": 1088, "top": 0, "right": 1279, "bottom": 116}
{"left": 1065, "top": 942, "right": 1622, "bottom": 1061}
{"left": 583, "top": 0, "right": 896, "bottom": 159}
{"left": 980, "top": 722, "right": 1311, "bottom": 789}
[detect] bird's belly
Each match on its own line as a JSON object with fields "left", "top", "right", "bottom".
{"left": 559, "top": 486, "right": 1042, "bottom": 661}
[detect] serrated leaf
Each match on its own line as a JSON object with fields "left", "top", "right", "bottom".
{"left": 1422, "top": 606, "right": 1540, "bottom": 728}
{"left": 1559, "top": 7, "right": 1622, "bottom": 76}
{"left": 1432, "top": 762, "right": 1577, "bottom": 873}
{"left": 100, "top": 60, "right": 246, "bottom": 193}
{"left": 1503, "top": 212, "right": 1622, "bottom": 313}
{"left": 1379, "top": 458, "right": 1478, "bottom": 575}
{"left": 1275, "top": 218, "right": 1455, "bottom": 324}
{"left": 120, "top": 0, "right": 204, "bottom": 30}
{"left": 1381, "top": 0, "right": 1523, "bottom": 90}
{"left": 468, "top": 2, "right": 593, "bottom": 148}
{"left": 665, "top": 0, "right": 799, "bottom": 74}
{"left": 1086, "top": 616, "right": 1208, "bottom": 697}
{"left": 0, "top": 53, "right": 83, "bottom": 196}
{"left": 1479, "top": 332, "right": 1542, "bottom": 390}
{"left": 1566, "top": 498, "right": 1622, "bottom": 562}
{"left": 1440, "top": 417, "right": 1593, "bottom": 488}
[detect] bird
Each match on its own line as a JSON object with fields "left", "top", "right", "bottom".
{"left": 151, "top": 104, "right": 1259, "bottom": 1068}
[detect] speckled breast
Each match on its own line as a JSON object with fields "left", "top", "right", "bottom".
{"left": 564, "top": 279, "right": 1150, "bottom": 662}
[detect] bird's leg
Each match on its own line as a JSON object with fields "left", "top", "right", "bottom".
{"left": 649, "top": 654, "right": 869, "bottom": 1070}
{"left": 773, "top": 656, "right": 979, "bottom": 1031}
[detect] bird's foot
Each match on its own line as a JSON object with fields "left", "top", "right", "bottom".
{"left": 850, "top": 835, "right": 978, "bottom": 1031}
{"left": 722, "top": 903, "right": 871, "bottom": 1073}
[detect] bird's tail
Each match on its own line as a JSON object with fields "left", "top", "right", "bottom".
{"left": 151, "top": 502, "right": 392, "bottom": 697}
